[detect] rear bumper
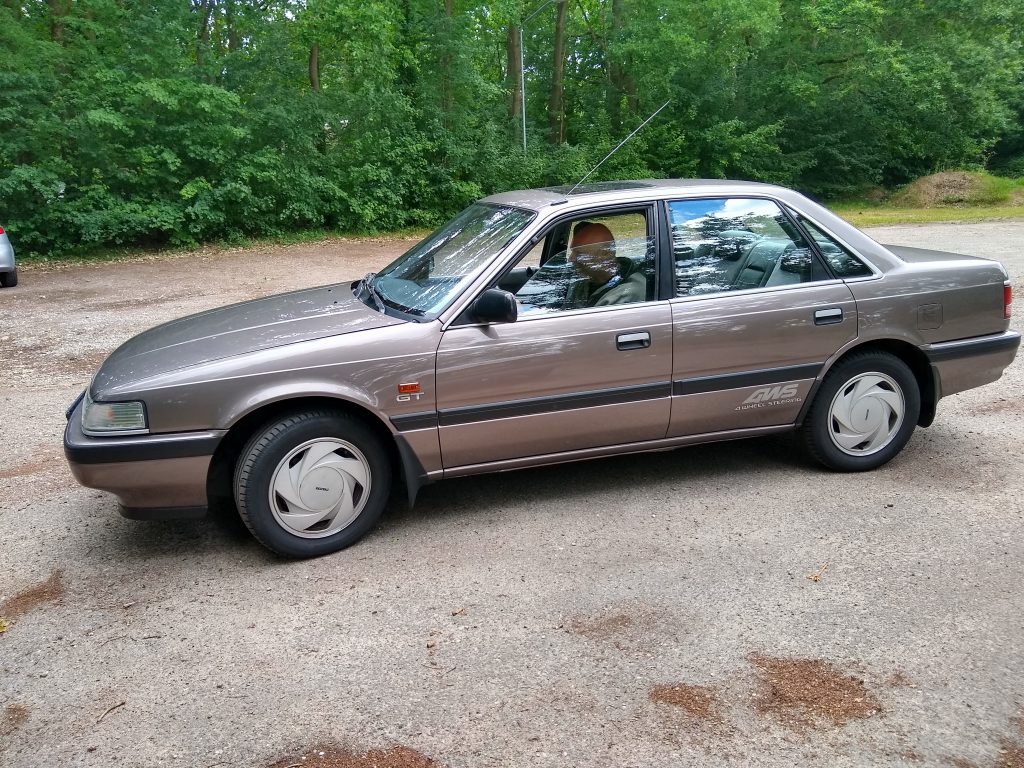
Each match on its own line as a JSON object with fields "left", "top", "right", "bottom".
{"left": 64, "top": 397, "right": 224, "bottom": 519}
{"left": 924, "top": 330, "right": 1021, "bottom": 398}
{"left": 0, "top": 239, "right": 14, "bottom": 271}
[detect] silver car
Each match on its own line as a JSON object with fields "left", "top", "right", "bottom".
{"left": 0, "top": 224, "right": 16, "bottom": 287}
{"left": 64, "top": 180, "right": 1019, "bottom": 557}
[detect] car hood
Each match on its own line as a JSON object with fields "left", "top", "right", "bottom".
{"left": 92, "top": 283, "right": 404, "bottom": 393}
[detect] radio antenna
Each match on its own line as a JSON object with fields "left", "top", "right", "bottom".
{"left": 568, "top": 100, "right": 670, "bottom": 195}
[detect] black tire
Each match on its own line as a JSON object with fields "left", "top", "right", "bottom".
{"left": 0, "top": 268, "right": 16, "bottom": 288}
{"left": 801, "top": 351, "right": 920, "bottom": 472}
{"left": 233, "top": 409, "right": 391, "bottom": 558}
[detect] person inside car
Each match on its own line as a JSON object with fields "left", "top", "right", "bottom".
{"left": 568, "top": 221, "right": 647, "bottom": 307}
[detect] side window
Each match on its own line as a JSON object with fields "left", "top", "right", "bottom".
{"left": 517, "top": 238, "right": 546, "bottom": 271}
{"left": 792, "top": 213, "right": 874, "bottom": 278}
{"left": 500, "top": 209, "right": 655, "bottom": 313}
{"left": 669, "top": 198, "right": 827, "bottom": 297}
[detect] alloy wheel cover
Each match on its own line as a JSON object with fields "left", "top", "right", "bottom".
{"left": 827, "top": 372, "right": 906, "bottom": 456}
{"left": 268, "top": 438, "right": 372, "bottom": 538}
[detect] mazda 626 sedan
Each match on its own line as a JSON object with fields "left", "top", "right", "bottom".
{"left": 64, "top": 180, "right": 1019, "bottom": 557}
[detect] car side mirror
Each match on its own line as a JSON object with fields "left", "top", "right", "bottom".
{"left": 472, "top": 288, "right": 518, "bottom": 324}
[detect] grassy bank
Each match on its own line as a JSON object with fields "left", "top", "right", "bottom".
{"left": 834, "top": 204, "right": 1024, "bottom": 227}
{"left": 835, "top": 170, "right": 1024, "bottom": 227}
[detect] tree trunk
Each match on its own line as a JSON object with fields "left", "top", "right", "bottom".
{"left": 225, "top": 0, "right": 241, "bottom": 52}
{"left": 196, "top": 0, "right": 213, "bottom": 68}
{"left": 47, "top": 0, "right": 69, "bottom": 43}
{"left": 309, "top": 42, "right": 321, "bottom": 92}
{"left": 507, "top": 24, "right": 523, "bottom": 140}
{"left": 607, "top": 0, "right": 637, "bottom": 128}
{"left": 547, "top": 0, "right": 567, "bottom": 145}
{"left": 440, "top": 0, "right": 454, "bottom": 124}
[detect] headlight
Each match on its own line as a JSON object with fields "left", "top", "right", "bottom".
{"left": 81, "top": 390, "right": 148, "bottom": 435}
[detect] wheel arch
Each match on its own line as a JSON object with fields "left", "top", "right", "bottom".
{"left": 800, "top": 338, "right": 938, "bottom": 428}
{"left": 206, "top": 395, "right": 426, "bottom": 513}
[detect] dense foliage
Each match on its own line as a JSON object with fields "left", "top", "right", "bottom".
{"left": 2, "top": 0, "right": 1023, "bottom": 256}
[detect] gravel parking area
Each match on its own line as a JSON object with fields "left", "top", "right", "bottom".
{"left": 1, "top": 223, "right": 1022, "bottom": 768}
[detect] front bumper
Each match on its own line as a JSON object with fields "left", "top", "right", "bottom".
{"left": 64, "top": 396, "right": 225, "bottom": 520}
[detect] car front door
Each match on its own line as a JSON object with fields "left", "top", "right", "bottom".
{"left": 435, "top": 205, "right": 673, "bottom": 470}
{"left": 665, "top": 197, "right": 858, "bottom": 437}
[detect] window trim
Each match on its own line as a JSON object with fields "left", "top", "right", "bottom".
{"left": 446, "top": 201, "right": 663, "bottom": 328}
{"left": 783, "top": 205, "right": 882, "bottom": 281}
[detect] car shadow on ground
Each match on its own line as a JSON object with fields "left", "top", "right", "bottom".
{"left": 382, "top": 433, "right": 811, "bottom": 530}
{"left": 78, "top": 433, "right": 813, "bottom": 562}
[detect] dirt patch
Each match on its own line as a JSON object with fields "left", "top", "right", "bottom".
{"left": 1, "top": 704, "right": 29, "bottom": 737}
{"left": 3, "top": 338, "right": 105, "bottom": 379}
{"left": 1, "top": 570, "right": 65, "bottom": 622}
{"left": 6, "top": 340, "right": 54, "bottom": 364}
{"left": 565, "top": 602, "right": 658, "bottom": 642}
{"left": 87, "top": 295, "right": 182, "bottom": 312}
{"left": 998, "top": 738, "right": 1024, "bottom": 768}
{"left": 887, "top": 671, "right": 915, "bottom": 688}
{"left": 972, "top": 398, "right": 1021, "bottom": 416}
{"left": 649, "top": 683, "right": 722, "bottom": 722}
{"left": 749, "top": 653, "right": 880, "bottom": 729}
{"left": 268, "top": 745, "right": 442, "bottom": 768}
{"left": 0, "top": 449, "right": 63, "bottom": 481}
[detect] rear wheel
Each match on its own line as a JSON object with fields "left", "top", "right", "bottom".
{"left": 0, "top": 268, "right": 16, "bottom": 288}
{"left": 234, "top": 410, "right": 391, "bottom": 558}
{"left": 802, "top": 351, "right": 920, "bottom": 471}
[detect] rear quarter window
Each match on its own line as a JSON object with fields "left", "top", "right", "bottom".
{"left": 793, "top": 214, "right": 873, "bottom": 278}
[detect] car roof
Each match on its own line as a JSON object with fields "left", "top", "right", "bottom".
{"left": 480, "top": 179, "right": 793, "bottom": 211}
{"left": 480, "top": 178, "right": 903, "bottom": 272}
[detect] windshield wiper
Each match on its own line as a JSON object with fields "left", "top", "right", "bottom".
{"left": 359, "top": 272, "right": 385, "bottom": 312}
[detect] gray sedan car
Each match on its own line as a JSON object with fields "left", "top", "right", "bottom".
{"left": 64, "top": 180, "right": 1019, "bottom": 557}
{"left": 0, "top": 224, "right": 16, "bottom": 287}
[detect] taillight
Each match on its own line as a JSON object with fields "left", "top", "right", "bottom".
{"left": 1006, "top": 284, "right": 1013, "bottom": 320}
{"left": 0, "top": 225, "right": 5, "bottom": 235}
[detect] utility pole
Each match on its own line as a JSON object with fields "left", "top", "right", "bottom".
{"left": 519, "top": 0, "right": 557, "bottom": 153}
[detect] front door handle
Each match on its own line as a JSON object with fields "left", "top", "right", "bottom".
{"left": 617, "top": 331, "right": 651, "bottom": 350}
{"left": 814, "top": 307, "right": 843, "bottom": 325}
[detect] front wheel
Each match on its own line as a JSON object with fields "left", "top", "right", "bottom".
{"left": 802, "top": 351, "right": 920, "bottom": 472}
{"left": 234, "top": 410, "right": 392, "bottom": 558}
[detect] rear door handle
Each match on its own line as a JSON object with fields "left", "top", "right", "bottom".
{"left": 617, "top": 331, "right": 651, "bottom": 350}
{"left": 814, "top": 307, "right": 843, "bottom": 325}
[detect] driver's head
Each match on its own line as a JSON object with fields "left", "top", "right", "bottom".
{"left": 569, "top": 222, "right": 617, "bottom": 283}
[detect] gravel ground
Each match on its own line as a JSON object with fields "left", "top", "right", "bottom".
{"left": 1, "top": 222, "right": 1022, "bottom": 768}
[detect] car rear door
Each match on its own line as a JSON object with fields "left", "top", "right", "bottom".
{"left": 665, "top": 197, "right": 858, "bottom": 437}
{"left": 435, "top": 204, "right": 673, "bottom": 470}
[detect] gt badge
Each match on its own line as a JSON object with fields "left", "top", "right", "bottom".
{"left": 397, "top": 382, "right": 424, "bottom": 402}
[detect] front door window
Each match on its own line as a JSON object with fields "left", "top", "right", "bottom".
{"left": 496, "top": 209, "right": 655, "bottom": 314}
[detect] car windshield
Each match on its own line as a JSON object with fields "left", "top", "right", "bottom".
{"left": 369, "top": 203, "right": 535, "bottom": 318}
